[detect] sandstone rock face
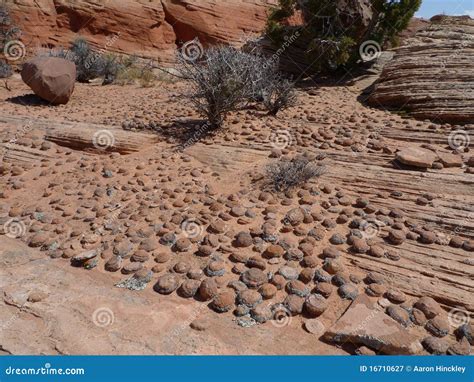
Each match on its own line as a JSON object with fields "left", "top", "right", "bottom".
{"left": 10, "top": 0, "right": 274, "bottom": 63}
{"left": 161, "top": 0, "right": 275, "bottom": 45}
{"left": 369, "top": 16, "right": 474, "bottom": 124}
{"left": 11, "top": 0, "right": 177, "bottom": 63}
{"left": 21, "top": 57, "right": 76, "bottom": 104}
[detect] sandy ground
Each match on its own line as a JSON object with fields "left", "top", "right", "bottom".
{"left": 0, "top": 72, "right": 472, "bottom": 355}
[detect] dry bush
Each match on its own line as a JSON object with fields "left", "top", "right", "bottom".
{"left": 266, "top": 155, "right": 326, "bottom": 192}
{"left": 115, "top": 65, "right": 156, "bottom": 87}
{"left": 70, "top": 38, "right": 106, "bottom": 82}
{"left": 0, "top": 0, "right": 21, "bottom": 78}
{"left": 245, "top": 57, "right": 297, "bottom": 115}
{"left": 177, "top": 45, "right": 257, "bottom": 128}
{"left": 0, "top": 59, "right": 11, "bottom": 78}
{"left": 262, "top": 75, "right": 297, "bottom": 116}
{"left": 177, "top": 45, "right": 296, "bottom": 128}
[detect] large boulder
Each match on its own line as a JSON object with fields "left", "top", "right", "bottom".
{"left": 21, "top": 57, "right": 76, "bottom": 105}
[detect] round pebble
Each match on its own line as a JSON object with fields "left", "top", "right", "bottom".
{"left": 304, "top": 294, "right": 328, "bottom": 317}
{"left": 154, "top": 274, "right": 180, "bottom": 294}
{"left": 338, "top": 284, "right": 358, "bottom": 300}
{"left": 199, "top": 278, "right": 218, "bottom": 301}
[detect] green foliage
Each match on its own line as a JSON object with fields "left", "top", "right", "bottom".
{"left": 268, "top": 0, "right": 296, "bottom": 22}
{"left": 266, "top": 0, "right": 422, "bottom": 73}
{"left": 70, "top": 37, "right": 106, "bottom": 82}
{"left": 370, "top": 0, "right": 423, "bottom": 45}
{"left": 307, "top": 36, "right": 355, "bottom": 72}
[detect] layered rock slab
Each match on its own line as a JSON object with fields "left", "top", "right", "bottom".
{"left": 369, "top": 16, "right": 474, "bottom": 124}
{"left": 324, "top": 295, "right": 423, "bottom": 355}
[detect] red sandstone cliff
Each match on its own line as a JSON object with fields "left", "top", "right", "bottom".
{"left": 9, "top": 0, "right": 275, "bottom": 63}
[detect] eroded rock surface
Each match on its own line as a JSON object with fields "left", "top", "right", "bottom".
{"left": 369, "top": 16, "right": 474, "bottom": 124}
{"left": 324, "top": 295, "right": 423, "bottom": 354}
{"left": 10, "top": 0, "right": 274, "bottom": 63}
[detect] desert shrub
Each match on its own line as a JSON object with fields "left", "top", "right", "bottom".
{"left": 0, "top": 0, "right": 21, "bottom": 78}
{"left": 48, "top": 38, "right": 106, "bottom": 82}
{"left": 48, "top": 41, "right": 152, "bottom": 86}
{"left": 113, "top": 55, "right": 162, "bottom": 87}
{"left": 246, "top": 54, "right": 297, "bottom": 115}
{"left": 177, "top": 45, "right": 258, "bottom": 128}
{"left": 69, "top": 37, "right": 106, "bottom": 82}
{"left": 177, "top": 45, "right": 296, "bottom": 127}
{"left": 115, "top": 63, "right": 157, "bottom": 87}
{"left": 262, "top": 75, "right": 297, "bottom": 115}
{"left": 101, "top": 54, "right": 122, "bottom": 85}
{"left": 266, "top": 155, "right": 326, "bottom": 191}
{"left": 266, "top": 0, "right": 422, "bottom": 73}
{"left": 0, "top": 1, "right": 20, "bottom": 47}
{"left": 0, "top": 59, "right": 12, "bottom": 78}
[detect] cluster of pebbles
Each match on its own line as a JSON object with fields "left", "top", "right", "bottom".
{"left": 0, "top": 81, "right": 472, "bottom": 355}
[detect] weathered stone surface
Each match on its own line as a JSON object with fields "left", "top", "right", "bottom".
{"left": 324, "top": 295, "right": 422, "bottom": 355}
{"left": 21, "top": 57, "right": 76, "bottom": 105}
{"left": 11, "top": 0, "right": 273, "bottom": 64}
{"left": 395, "top": 147, "right": 438, "bottom": 168}
{"left": 369, "top": 16, "right": 474, "bottom": 124}
{"left": 11, "top": 0, "right": 176, "bottom": 63}
{"left": 161, "top": 0, "right": 272, "bottom": 46}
